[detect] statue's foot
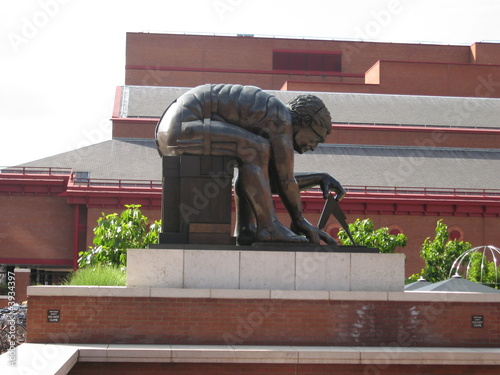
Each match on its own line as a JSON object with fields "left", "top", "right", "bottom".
{"left": 256, "top": 221, "right": 308, "bottom": 243}
{"left": 236, "top": 226, "right": 257, "bottom": 246}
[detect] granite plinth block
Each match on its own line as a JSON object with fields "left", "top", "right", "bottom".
{"left": 127, "top": 245, "right": 404, "bottom": 292}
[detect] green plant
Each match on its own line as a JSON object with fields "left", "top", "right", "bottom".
{"left": 464, "top": 251, "right": 500, "bottom": 287}
{"left": 337, "top": 218, "right": 407, "bottom": 253}
{"left": 408, "top": 219, "right": 472, "bottom": 283}
{"left": 63, "top": 265, "right": 126, "bottom": 286}
{"left": 78, "top": 204, "right": 161, "bottom": 268}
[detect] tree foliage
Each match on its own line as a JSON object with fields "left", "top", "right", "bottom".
{"left": 78, "top": 204, "right": 161, "bottom": 268}
{"left": 337, "top": 218, "right": 407, "bottom": 253}
{"left": 462, "top": 251, "right": 500, "bottom": 287}
{"left": 408, "top": 219, "right": 471, "bottom": 283}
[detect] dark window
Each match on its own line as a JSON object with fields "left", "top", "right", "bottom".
{"left": 290, "top": 53, "right": 307, "bottom": 70}
{"left": 324, "top": 54, "right": 342, "bottom": 72}
{"left": 74, "top": 171, "right": 89, "bottom": 184}
{"left": 273, "top": 51, "right": 341, "bottom": 73}
{"left": 273, "top": 52, "right": 289, "bottom": 70}
{"left": 0, "top": 265, "right": 14, "bottom": 295}
{"left": 308, "top": 54, "right": 324, "bottom": 71}
{"left": 31, "top": 269, "right": 70, "bottom": 286}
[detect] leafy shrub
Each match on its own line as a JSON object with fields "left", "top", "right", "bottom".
{"left": 78, "top": 204, "right": 161, "bottom": 268}
{"left": 338, "top": 218, "right": 407, "bottom": 253}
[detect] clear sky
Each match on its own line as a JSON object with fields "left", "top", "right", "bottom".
{"left": 1, "top": 0, "right": 499, "bottom": 167}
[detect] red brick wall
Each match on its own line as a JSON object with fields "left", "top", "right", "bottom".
{"left": 125, "top": 68, "right": 356, "bottom": 93}
{"left": 68, "top": 362, "right": 500, "bottom": 375}
{"left": 14, "top": 269, "right": 30, "bottom": 304}
{"left": 284, "top": 81, "right": 379, "bottom": 93}
{"left": 377, "top": 61, "right": 500, "bottom": 98}
{"left": 0, "top": 195, "right": 74, "bottom": 262}
{"left": 112, "top": 119, "right": 157, "bottom": 139}
{"left": 287, "top": 61, "right": 500, "bottom": 98}
{"left": 471, "top": 42, "right": 500, "bottom": 65}
{"left": 27, "top": 296, "right": 500, "bottom": 348}
{"left": 125, "top": 33, "right": 474, "bottom": 90}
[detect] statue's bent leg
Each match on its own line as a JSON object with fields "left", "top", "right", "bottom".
{"left": 203, "top": 122, "right": 307, "bottom": 244}
{"left": 234, "top": 170, "right": 257, "bottom": 245}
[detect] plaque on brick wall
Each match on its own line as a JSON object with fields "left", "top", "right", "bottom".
{"left": 471, "top": 315, "right": 483, "bottom": 328}
{"left": 47, "top": 309, "right": 60, "bottom": 323}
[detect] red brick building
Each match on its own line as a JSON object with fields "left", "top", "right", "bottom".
{"left": 125, "top": 33, "right": 500, "bottom": 97}
{"left": 1, "top": 33, "right": 500, "bottom": 296}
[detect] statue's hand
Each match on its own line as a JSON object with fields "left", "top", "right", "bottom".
{"left": 291, "top": 217, "right": 337, "bottom": 245}
{"left": 320, "top": 174, "right": 346, "bottom": 201}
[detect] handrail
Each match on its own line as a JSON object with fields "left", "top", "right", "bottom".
{"left": 1, "top": 168, "right": 499, "bottom": 197}
{"left": 309, "top": 186, "right": 500, "bottom": 198}
{"left": 71, "top": 177, "right": 162, "bottom": 189}
{"left": 0, "top": 166, "right": 73, "bottom": 175}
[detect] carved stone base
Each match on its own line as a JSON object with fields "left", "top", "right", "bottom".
{"left": 127, "top": 246, "right": 404, "bottom": 292}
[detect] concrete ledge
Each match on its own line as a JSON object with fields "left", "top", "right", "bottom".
{"left": 27, "top": 285, "right": 500, "bottom": 302}
{"left": 127, "top": 248, "right": 405, "bottom": 292}
{"left": 2, "top": 343, "right": 500, "bottom": 374}
{"left": 0, "top": 343, "right": 78, "bottom": 375}
{"left": 13, "top": 268, "right": 31, "bottom": 273}
{"left": 69, "top": 344, "right": 500, "bottom": 365}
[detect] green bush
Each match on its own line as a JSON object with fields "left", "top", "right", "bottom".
{"left": 63, "top": 265, "right": 126, "bottom": 286}
{"left": 466, "top": 251, "right": 500, "bottom": 287}
{"left": 407, "top": 219, "right": 472, "bottom": 283}
{"left": 338, "top": 218, "right": 407, "bottom": 253}
{"left": 78, "top": 204, "right": 161, "bottom": 268}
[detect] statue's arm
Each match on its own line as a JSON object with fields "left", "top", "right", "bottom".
{"left": 294, "top": 173, "right": 346, "bottom": 200}
{"left": 294, "top": 173, "right": 326, "bottom": 190}
{"left": 269, "top": 140, "right": 303, "bottom": 224}
{"left": 268, "top": 131, "right": 330, "bottom": 244}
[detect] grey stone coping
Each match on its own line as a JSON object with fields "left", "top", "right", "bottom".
{"left": 27, "top": 285, "right": 500, "bottom": 302}
{"left": 2, "top": 343, "right": 500, "bottom": 374}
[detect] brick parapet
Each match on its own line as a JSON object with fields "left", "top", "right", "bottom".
{"left": 26, "top": 287, "right": 500, "bottom": 348}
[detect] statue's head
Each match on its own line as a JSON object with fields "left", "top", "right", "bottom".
{"left": 287, "top": 95, "right": 332, "bottom": 154}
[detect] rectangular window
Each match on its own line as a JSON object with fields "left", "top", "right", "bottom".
{"left": 0, "top": 265, "right": 14, "bottom": 295}
{"left": 273, "top": 50, "right": 341, "bottom": 73}
{"left": 74, "top": 171, "right": 89, "bottom": 184}
{"left": 273, "top": 52, "right": 289, "bottom": 70}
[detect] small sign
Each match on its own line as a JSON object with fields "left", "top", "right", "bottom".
{"left": 471, "top": 315, "right": 483, "bottom": 328}
{"left": 47, "top": 309, "right": 60, "bottom": 323}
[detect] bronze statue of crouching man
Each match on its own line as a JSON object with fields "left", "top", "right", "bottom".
{"left": 156, "top": 84, "right": 345, "bottom": 246}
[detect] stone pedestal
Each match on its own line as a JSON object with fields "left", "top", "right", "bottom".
{"left": 127, "top": 246, "right": 404, "bottom": 292}
{"left": 160, "top": 155, "right": 236, "bottom": 245}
